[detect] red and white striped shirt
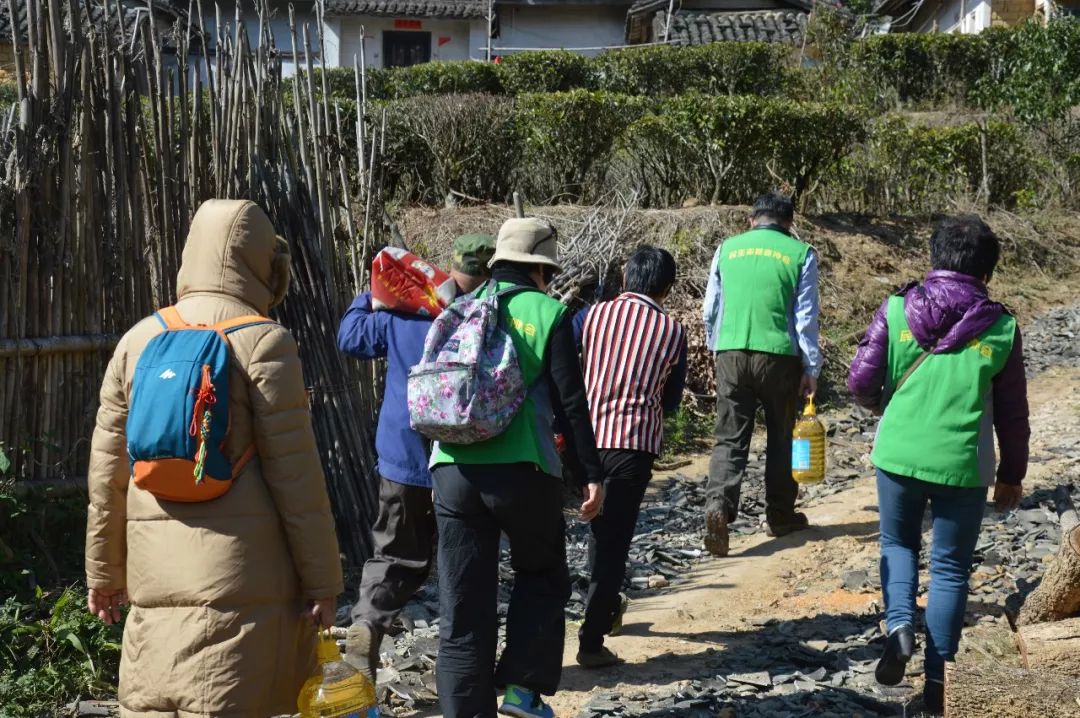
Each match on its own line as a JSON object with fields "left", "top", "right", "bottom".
{"left": 581, "top": 293, "right": 687, "bottom": 455}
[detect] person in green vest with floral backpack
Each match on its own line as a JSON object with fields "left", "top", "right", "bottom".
{"left": 848, "top": 215, "right": 1029, "bottom": 714}
{"left": 427, "top": 218, "right": 605, "bottom": 718}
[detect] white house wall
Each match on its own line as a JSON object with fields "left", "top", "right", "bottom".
{"left": 198, "top": 0, "right": 321, "bottom": 77}
{"left": 915, "top": 0, "right": 992, "bottom": 32}
{"left": 332, "top": 16, "right": 486, "bottom": 68}
{"left": 494, "top": 6, "right": 627, "bottom": 54}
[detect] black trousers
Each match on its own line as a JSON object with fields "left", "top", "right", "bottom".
{"left": 579, "top": 449, "right": 654, "bottom": 652}
{"left": 350, "top": 477, "right": 436, "bottom": 633}
{"left": 432, "top": 463, "right": 570, "bottom": 718}
{"left": 706, "top": 350, "right": 802, "bottom": 526}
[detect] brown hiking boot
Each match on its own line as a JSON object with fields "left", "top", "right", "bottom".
{"left": 766, "top": 511, "right": 810, "bottom": 538}
{"left": 704, "top": 510, "right": 730, "bottom": 557}
{"left": 344, "top": 620, "right": 382, "bottom": 684}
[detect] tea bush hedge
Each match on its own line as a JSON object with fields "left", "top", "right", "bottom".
{"left": 619, "top": 96, "right": 864, "bottom": 207}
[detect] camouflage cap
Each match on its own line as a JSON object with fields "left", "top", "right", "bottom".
{"left": 451, "top": 233, "right": 496, "bottom": 277}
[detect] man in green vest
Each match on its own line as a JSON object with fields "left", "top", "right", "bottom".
{"left": 430, "top": 218, "right": 604, "bottom": 718}
{"left": 702, "top": 192, "right": 821, "bottom": 557}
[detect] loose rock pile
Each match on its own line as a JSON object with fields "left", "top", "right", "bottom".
{"left": 1021, "top": 304, "right": 1079, "bottom": 377}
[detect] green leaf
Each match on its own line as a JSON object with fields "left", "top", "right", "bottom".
{"left": 0, "top": 447, "right": 10, "bottom": 476}
{"left": 61, "top": 630, "right": 88, "bottom": 656}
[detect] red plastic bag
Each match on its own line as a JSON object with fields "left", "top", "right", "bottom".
{"left": 371, "top": 247, "right": 456, "bottom": 318}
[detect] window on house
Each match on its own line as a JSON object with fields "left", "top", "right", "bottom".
{"left": 383, "top": 31, "right": 431, "bottom": 67}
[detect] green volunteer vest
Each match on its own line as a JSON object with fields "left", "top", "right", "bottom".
{"left": 430, "top": 281, "right": 567, "bottom": 476}
{"left": 714, "top": 228, "right": 810, "bottom": 355}
{"left": 871, "top": 295, "right": 1016, "bottom": 488}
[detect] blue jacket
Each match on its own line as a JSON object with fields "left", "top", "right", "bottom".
{"left": 337, "top": 292, "right": 433, "bottom": 488}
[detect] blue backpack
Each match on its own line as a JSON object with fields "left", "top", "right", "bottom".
{"left": 126, "top": 306, "right": 274, "bottom": 502}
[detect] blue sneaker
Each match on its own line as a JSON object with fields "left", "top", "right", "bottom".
{"left": 499, "top": 684, "right": 555, "bottom": 718}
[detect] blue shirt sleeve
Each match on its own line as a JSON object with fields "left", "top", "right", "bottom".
{"left": 791, "top": 249, "right": 823, "bottom": 378}
{"left": 703, "top": 245, "right": 723, "bottom": 350}
{"left": 337, "top": 292, "right": 392, "bottom": 360}
{"left": 572, "top": 305, "right": 591, "bottom": 353}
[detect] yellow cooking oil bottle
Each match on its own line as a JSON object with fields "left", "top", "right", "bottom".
{"left": 298, "top": 631, "right": 379, "bottom": 718}
{"left": 792, "top": 395, "right": 826, "bottom": 485}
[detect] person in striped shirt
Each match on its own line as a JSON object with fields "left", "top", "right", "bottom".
{"left": 576, "top": 245, "right": 688, "bottom": 669}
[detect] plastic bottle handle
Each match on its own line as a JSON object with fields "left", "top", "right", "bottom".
{"left": 805, "top": 394, "right": 817, "bottom": 416}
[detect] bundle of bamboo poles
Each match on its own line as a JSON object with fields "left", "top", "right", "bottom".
{"left": 0, "top": 0, "right": 385, "bottom": 564}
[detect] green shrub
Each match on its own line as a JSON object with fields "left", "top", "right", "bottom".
{"left": 843, "top": 32, "right": 993, "bottom": 108}
{"left": 497, "top": 51, "right": 590, "bottom": 94}
{"left": 387, "top": 60, "right": 502, "bottom": 99}
{"left": 975, "top": 18, "right": 1080, "bottom": 127}
{"left": 819, "top": 116, "right": 1039, "bottom": 214}
{"left": 661, "top": 406, "right": 712, "bottom": 459}
{"left": 681, "top": 42, "right": 794, "bottom": 96}
{"left": 620, "top": 96, "right": 864, "bottom": 207}
{"left": 381, "top": 93, "right": 521, "bottom": 205}
{"left": 0, "top": 586, "right": 123, "bottom": 717}
{"left": 0, "top": 83, "right": 16, "bottom": 113}
{"left": 305, "top": 62, "right": 499, "bottom": 103}
{"left": 516, "top": 91, "right": 646, "bottom": 202}
{"left": 589, "top": 43, "right": 791, "bottom": 96}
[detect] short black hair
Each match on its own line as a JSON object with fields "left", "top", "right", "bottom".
{"left": 623, "top": 245, "right": 676, "bottom": 298}
{"left": 929, "top": 215, "right": 1001, "bottom": 280}
{"left": 751, "top": 192, "right": 795, "bottom": 224}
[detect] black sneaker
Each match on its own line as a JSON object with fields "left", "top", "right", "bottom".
{"left": 576, "top": 645, "right": 624, "bottom": 669}
{"left": 344, "top": 620, "right": 382, "bottom": 685}
{"left": 766, "top": 511, "right": 809, "bottom": 537}
{"left": 874, "top": 624, "right": 916, "bottom": 686}
{"left": 705, "top": 510, "right": 730, "bottom": 557}
{"left": 923, "top": 678, "right": 944, "bottom": 714}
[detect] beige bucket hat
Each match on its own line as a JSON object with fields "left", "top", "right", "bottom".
{"left": 489, "top": 218, "right": 561, "bottom": 271}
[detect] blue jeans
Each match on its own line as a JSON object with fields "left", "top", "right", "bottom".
{"left": 876, "top": 468, "right": 987, "bottom": 682}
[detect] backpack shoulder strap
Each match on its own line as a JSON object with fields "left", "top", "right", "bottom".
{"left": 155, "top": 306, "right": 188, "bottom": 330}
{"left": 894, "top": 348, "right": 932, "bottom": 394}
{"left": 213, "top": 315, "right": 278, "bottom": 335}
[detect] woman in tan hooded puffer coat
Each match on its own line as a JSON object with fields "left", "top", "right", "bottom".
{"left": 84, "top": 199, "right": 345, "bottom": 717}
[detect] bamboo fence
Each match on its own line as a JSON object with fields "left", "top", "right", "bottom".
{"left": 0, "top": 0, "right": 385, "bottom": 565}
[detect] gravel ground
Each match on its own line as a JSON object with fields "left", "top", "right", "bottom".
{"left": 333, "top": 303, "right": 1080, "bottom": 718}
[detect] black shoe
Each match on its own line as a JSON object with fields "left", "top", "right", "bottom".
{"left": 705, "top": 510, "right": 730, "bottom": 557}
{"left": 874, "top": 624, "right": 916, "bottom": 686}
{"left": 576, "top": 645, "right": 624, "bottom": 669}
{"left": 923, "top": 678, "right": 944, "bottom": 714}
{"left": 766, "top": 511, "right": 809, "bottom": 538}
{"left": 344, "top": 620, "right": 382, "bottom": 684}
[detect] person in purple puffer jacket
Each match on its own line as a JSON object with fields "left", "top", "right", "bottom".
{"left": 848, "top": 215, "right": 1030, "bottom": 714}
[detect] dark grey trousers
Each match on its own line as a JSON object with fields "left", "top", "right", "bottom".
{"left": 350, "top": 477, "right": 436, "bottom": 633}
{"left": 706, "top": 350, "right": 802, "bottom": 526}
{"left": 432, "top": 462, "right": 570, "bottom": 718}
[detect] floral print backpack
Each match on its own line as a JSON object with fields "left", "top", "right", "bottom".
{"left": 407, "top": 282, "right": 535, "bottom": 444}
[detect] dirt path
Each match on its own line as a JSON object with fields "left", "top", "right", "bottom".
{"left": 547, "top": 367, "right": 1080, "bottom": 718}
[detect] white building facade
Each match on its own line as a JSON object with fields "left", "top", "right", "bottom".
{"left": 321, "top": 0, "right": 634, "bottom": 69}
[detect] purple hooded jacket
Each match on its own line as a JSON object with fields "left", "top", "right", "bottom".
{"left": 847, "top": 270, "right": 1030, "bottom": 485}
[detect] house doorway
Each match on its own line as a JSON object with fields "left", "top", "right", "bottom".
{"left": 383, "top": 31, "right": 431, "bottom": 67}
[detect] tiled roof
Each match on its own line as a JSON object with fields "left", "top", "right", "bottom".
{"left": 660, "top": 9, "right": 810, "bottom": 45}
{"left": 630, "top": 0, "right": 817, "bottom": 14}
{"left": 323, "top": 0, "right": 490, "bottom": 18}
{"left": 0, "top": 1, "right": 189, "bottom": 44}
